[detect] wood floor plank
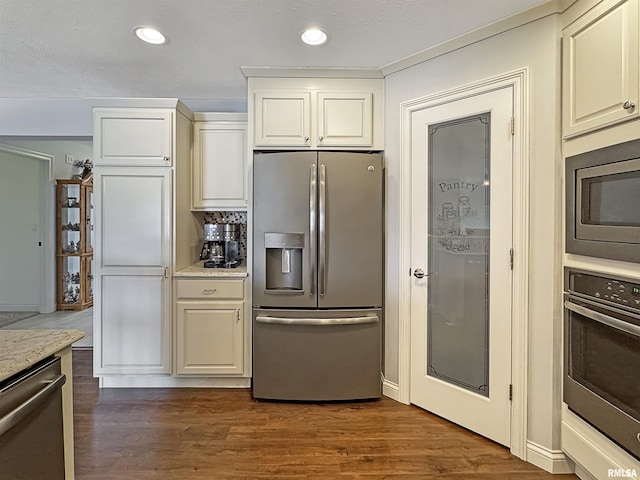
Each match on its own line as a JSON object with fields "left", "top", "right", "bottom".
{"left": 72, "top": 350, "right": 577, "bottom": 479}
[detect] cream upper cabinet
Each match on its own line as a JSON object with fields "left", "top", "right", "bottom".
{"left": 317, "top": 92, "right": 373, "bottom": 147}
{"left": 93, "top": 108, "right": 174, "bottom": 166}
{"left": 175, "top": 279, "right": 245, "bottom": 376}
{"left": 192, "top": 113, "right": 248, "bottom": 210}
{"left": 254, "top": 91, "right": 312, "bottom": 147}
{"left": 562, "top": 0, "right": 640, "bottom": 138}
{"left": 248, "top": 75, "right": 384, "bottom": 150}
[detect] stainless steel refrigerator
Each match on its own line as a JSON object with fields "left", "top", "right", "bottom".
{"left": 252, "top": 151, "right": 383, "bottom": 401}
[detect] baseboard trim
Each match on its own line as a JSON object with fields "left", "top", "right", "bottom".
{"left": 98, "top": 375, "right": 251, "bottom": 388}
{"left": 0, "top": 305, "right": 39, "bottom": 312}
{"left": 526, "top": 441, "right": 575, "bottom": 474}
{"left": 382, "top": 378, "right": 405, "bottom": 403}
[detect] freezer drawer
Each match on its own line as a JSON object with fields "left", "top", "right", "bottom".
{"left": 252, "top": 308, "right": 382, "bottom": 401}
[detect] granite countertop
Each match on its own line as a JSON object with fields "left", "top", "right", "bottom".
{"left": 0, "top": 330, "right": 84, "bottom": 383}
{"left": 174, "top": 262, "right": 248, "bottom": 278}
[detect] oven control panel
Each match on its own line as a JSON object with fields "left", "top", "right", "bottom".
{"left": 568, "top": 270, "right": 640, "bottom": 311}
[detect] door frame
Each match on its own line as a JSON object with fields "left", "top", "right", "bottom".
{"left": 0, "top": 142, "right": 56, "bottom": 313}
{"left": 396, "top": 69, "right": 529, "bottom": 459}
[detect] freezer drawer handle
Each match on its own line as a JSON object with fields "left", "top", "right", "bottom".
{"left": 0, "top": 373, "right": 66, "bottom": 436}
{"left": 255, "top": 315, "right": 379, "bottom": 326}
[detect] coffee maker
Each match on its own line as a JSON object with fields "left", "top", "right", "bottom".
{"left": 200, "top": 223, "right": 225, "bottom": 268}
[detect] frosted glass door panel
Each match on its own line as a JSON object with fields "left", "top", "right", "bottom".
{"left": 427, "top": 114, "right": 491, "bottom": 396}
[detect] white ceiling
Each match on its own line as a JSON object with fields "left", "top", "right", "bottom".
{"left": 0, "top": 0, "right": 552, "bottom": 107}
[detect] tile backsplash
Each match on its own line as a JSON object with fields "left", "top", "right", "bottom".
{"left": 202, "top": 211, "right": 247, "bottom": 261}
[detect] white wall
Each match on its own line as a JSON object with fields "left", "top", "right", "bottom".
{"left": 0, "top": 139, "right": 93, "bottom": 312}
{"left": 384, "top": 14, "right": 562, "bottom": 454}
{"left": 0, "top": 151, "right": 43, "bottom": 310}
{"left": 0, "top": 137, "right": 93, "bottom": 180}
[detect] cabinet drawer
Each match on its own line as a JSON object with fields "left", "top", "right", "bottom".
{"left": 176, "top": 279, "right": 244, "bottom": 299}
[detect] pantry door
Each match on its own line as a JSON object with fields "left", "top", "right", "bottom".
{"left": 410, "top": 87, "right": 513, "bottom": 447}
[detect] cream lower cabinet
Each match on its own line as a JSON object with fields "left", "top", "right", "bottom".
{"left": 175, "top": 279, "right": 245, "bottom": 375}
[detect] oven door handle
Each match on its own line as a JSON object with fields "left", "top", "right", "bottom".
{"left": 565, "top": 300, "right": 640, "bottom": 338}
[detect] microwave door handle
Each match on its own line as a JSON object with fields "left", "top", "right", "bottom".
{"left": 565, "top": 300, "right": 640, "bottom": 338}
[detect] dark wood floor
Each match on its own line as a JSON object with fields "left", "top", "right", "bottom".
{"left": 72, "top": 350, "right": 577, "bottom": 479}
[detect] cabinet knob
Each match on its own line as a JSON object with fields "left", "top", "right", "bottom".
{"left": 304, "top": 137, "right": 309, "bottom": 144}
{"left": 318, "top": 136, "right": 324, "bottom": 143}
{"left": 163, "top": 156, "right": 170, "bottom": 162}
{"left": 623, "top": 101, "right": 636, "bottom": 111}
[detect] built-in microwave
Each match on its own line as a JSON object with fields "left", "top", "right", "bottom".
{"left": 566, "top": 138, "right": 640, "bottom": 263}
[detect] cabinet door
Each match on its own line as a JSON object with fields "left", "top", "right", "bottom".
{"left": 192, "top": 122, "right": 248, "bottom": 210}
{"left": 94, "top": 168, "right": 172, "bottom": 374}
{"left": 94, "top": 109, "right": 174, "bottom": 166}
{"left": 254, "top": 91, "right": 311, "bottom": 147}
{"left": 176, "top": 301, "right": 244, "bottom": 375}
{"left": 96, "top": 168, "right": 171, "bottom": 271}
{"left": 98, "top": 274, "right": 170, "bottom": 374}
{"left": 317, "top": 92, "right": 373, "bottom": 147}
{"left": 563, "top": 0, "right": 639, "bottom": 137}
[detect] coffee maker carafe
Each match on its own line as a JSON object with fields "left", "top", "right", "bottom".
{"left": 200, "top": 223, "right": 225, "bottom": 268}
{"left": 223, "top": 224, "right": 241, "bottom": 268}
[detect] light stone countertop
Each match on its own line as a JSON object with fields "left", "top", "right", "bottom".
{"left": 0, "top": 330, "right": 84, "bottom": 383}
{"left": 174, "top": 262, "right": 248, "bottom": 278}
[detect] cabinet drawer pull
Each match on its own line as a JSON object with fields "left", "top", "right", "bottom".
{"left": 202, "top": 288, "right": 217, "bottom": 295}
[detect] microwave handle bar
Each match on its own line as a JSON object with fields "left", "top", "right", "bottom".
{"left": 565, "top": 300, "right": 640, "bottom": 338}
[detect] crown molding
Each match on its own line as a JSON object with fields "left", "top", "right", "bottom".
{"left": 240, "top": 66, "right": 383, "bottom": 79}
{"left": 381, "top": 0, "right": 578, "bottom": 76}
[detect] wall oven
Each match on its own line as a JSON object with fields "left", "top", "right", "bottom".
{"left": 564, "top": 268, "right": 640, "bottom": 460}
{"left": 566, "top": 138, "right": 640, "bottom": 263}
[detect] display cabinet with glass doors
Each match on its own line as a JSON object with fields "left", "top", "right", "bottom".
{"left": 56, "top": 176, "right": 93, "bottom": 310}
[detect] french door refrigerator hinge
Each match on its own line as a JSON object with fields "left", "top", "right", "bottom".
{"left": 509, "top": 248, "right": 514, "bottom": 271}
{"left": 509, "top": 384, "right": 513, "bottom": 401}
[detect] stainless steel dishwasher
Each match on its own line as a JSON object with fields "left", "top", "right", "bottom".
{"left": 0, "top": 356, "right": 66, "bottom": 480}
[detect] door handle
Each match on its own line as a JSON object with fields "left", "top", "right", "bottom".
{"left": 319, "top": 164, "right": 327, "bottom": 296}
{"left": 0, "top": 374, "right": 66, "bottom": 436}
{"left": 309, "top": 164, "right": 317, "bottom": 296}
{"left": 256, "top": 315, "right": 378, "bottom": 326}
{"left": 413, "top": 268, "right": 429, "bottom": 279}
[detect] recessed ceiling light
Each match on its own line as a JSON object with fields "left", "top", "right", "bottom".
{"left": 301, "top": 28, "right": 328, "bottom": 46}
{"left": 133, "top": 26, "right": 167, "bottom": 45}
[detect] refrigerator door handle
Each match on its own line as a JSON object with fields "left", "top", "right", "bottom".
{"left": 309, "top": 164, "right": 317, "bottom": 296}
{"left": 319, "top": 164, "right": 327, "bottom": 296}
{"left": 255, "top": 315, "right": 379, "bottom": 326}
